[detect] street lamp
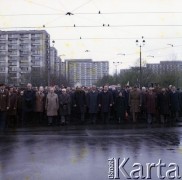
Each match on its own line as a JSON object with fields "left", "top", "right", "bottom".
{"left": 113, "top": 62, "right": 122, "bottom": 75}
{"left": 136, "top": 36, "right": 145, "bottom": 88}
{"left": 147, "top": 55, "right": 154, "bottom": 58}
{"left": 167, "top": 44, "right": 173, "bottom": 47}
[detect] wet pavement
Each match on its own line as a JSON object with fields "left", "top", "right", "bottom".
{"left": 1, "top": 124, "right": 182, "bottom": 180}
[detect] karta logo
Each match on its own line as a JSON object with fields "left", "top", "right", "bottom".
{"left": 108, "top": 158, "right": 181, "bottom": 179}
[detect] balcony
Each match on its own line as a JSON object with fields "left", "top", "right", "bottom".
{"left": 0, "top": 51, "right": 8, "bottom": 56}
{"left": 0, "top": 40, "right": 7, "bottom": 44}
{"left": 0, "top": 48, "right": 7, "bottom": 52}
{"left": 20, "top": 63, "right": 29, "bottom": 67}
{"left": 31, "top": 54, "right": 40, "bottom": 57}
{"left": 8, "top": 40, "right": 18, "bottom": 45}
{"left": 32, "top": 63, "right": 40, "bottom": 67}
{"left": 8, "top": 70, "right": 18, "bottom": 73}
{"left": 8, "top": 63, "right": 18, "bottom": 67}
{"left": 31, "top": 41, "right": 40, "bottom": 45}
{"left": 8, "top": 45, "right": 19, "bottom": 50}
{"left": 20, "top": 39, "right": 30, "bottom": 44}
{"left": 0, "top": 36, "right": 6, "bottom": 40}
{"left": 20, "top": 71, "right": 29, "bottom": 74}
{"left": 9, "top": 57, "right": 18, "bottom": 62}
{"left": 8, "top": 35, "right": 19, "bottom": 39}
{"left": 8, "top": 53, "right": 18, "bottom": 56}
{"left": 31, "top": 46, "right": 41, "bottom": 51}
{"left": 31, "top": 35, "right": 41, "bottom": 40}
{"left": 31, "top": 57, "right": 41, "bottom": 61}
{"left": 20, "top": 51, "right": 29, "bottom": 56}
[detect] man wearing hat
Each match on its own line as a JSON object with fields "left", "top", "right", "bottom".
{"left": 0, "top": 83, "right": 9, "bottom": 131}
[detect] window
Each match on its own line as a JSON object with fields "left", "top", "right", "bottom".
{"left": 0, "top": 35, "right": 6, "bottom": 38}
{"left": 10, "top": 50, "right": 18, "bottom": 55}
{"left": 0, "top": 57, "right": 6, "bottom": 61}
{"left": 32, "top": 50, "right": 40, "bottom": 55}
{"left": 20, "top": 62, "right": 29, "bottom": 66}
{"left": 21, "top": 67, "right": 29, "bottom": 71}
{"left": 20, "top": 34, "right": 29, "bottom": 38}
{"left": 10, "top": 62, "right": 18, "bottom": 66}
{"left": 11, "top": 67, "right": 18, "bottom": 71}
{"left": 0, "top": 62, "right": 6, "bottom": 66}
{"left": 0, "top": 67, "right": 5, "bottom": 71}
{"left": 32, "top": 61, "right": 40, "bottom": 66}
{"left": 0, "top": 46, "right": 6, "bottom": 50}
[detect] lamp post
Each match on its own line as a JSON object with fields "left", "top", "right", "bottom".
{"left": 113, "top": 62, "right": 122, "bottom": 75}
{"left": 136, "top": 36, "right": 145, "bottom": 88}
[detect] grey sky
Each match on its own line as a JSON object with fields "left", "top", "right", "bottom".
{"left": 0, "top": 0, "right": 182, "bottom": 73}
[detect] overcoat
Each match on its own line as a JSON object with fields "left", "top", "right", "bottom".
{"left": 129, "top": 89, "right": 141, "bottom": 113}
{"left": 170, "top": 91, "right": 180, "bottom": 112}
{"left": 0, "top": 89, "right": 9, "bottom": 111}
{"left": 59, "top": 93, "right": 71, "bottom": 116}
{"left": 87, "top": 91, "right": 99, "bottom": 114}
{"left": 45, "top": 93, "right": 59, "bottom": 116}
{"left": 115, "top": 96, "right": 126, "bottom": 117}
{"left": 23, "top": 89, "right": 36, "bottom": 112}
{"left": 98, "top": 91, "right": 113, "bottom": 113}
{"left": 35, "top": 92, "right": 45, "bottom": 113}
{"left": 157, "top": 92, "right": 170, "bottom": 115}
{"left": 73, "top": 90, "right": 86, "bottom": 113}
{"left": 146, "top": 92, "right": 157, "bottom": 114}
{"left": 8, "top": 92, "right": 18, "bottom": 116}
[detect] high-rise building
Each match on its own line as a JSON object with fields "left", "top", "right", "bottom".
{"left": 65, "top": 59, "right": 109, "bottom": 87}
{"left": 60, "top": 61, "right": 66, "bottom": 77}
{"left": 50, "top": 47, "right": 61, "bottom": 78}
{"left": 146, "top": 61, "right": 182, "bottom": 74}
{"left": 0, "top": 30, "right": 50, "bottom": 86}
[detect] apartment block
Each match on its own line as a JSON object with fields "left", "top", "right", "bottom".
{"left": 146, "top": 61, "right": 182, "bottom": 74}
{"left": 0, "top": 30, "right": 50, "bottom": 86}
{"left": 65, "top": 59, "right": 109, "bottom": 87}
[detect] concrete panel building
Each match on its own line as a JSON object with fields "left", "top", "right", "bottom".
{"left": 0, "top": 30, "right": 50, "bottom": 86}
{"left": 65, "top": 59, "right": 109, "bottom": 87}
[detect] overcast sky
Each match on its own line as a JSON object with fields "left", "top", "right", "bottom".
{"left": 1, "top": 0, "right": 182, "bottom": 73}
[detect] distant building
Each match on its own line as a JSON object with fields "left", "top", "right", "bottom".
{"left": 60, "top": 61, "right": 66, "bottom": 77}
{"left": 65, "top": 59, "right": 109, "bottom": 87}
{"left": 50, "top": 47, "right": 61, "bottom": 78}
{"left": 0, "top": 30, "right": 50, "bottom": 86}
{"left": 146, "top": 61, "right": 182, "bottom": 74}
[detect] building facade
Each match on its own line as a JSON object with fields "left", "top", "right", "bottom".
{"left": 50, "top": 47, "right": 61, "bottom": 78}
{"left": 0, "top": 30, "right": 50, "bottom": 86}
{"left": 146, "top": 61, "right": 182, "bottom": 74}
{"left": 65, "top": 59, "right": 109, "bottom": 87}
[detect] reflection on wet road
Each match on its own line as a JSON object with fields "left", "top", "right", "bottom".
{"left": 0, "top": 127, "right": 182, "bottom": 180}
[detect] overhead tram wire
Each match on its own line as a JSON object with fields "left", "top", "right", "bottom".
{"left": 2, "top": 24, "right": 182, "bottom": 29}
{"left": 71, "top": 0, "right": 95, "bottom": 13}
{"left": 23, "top": 0, "right": 65, "bottom": 13}
{"left": 2, "top": 11, "right": 182, "bottom": 16}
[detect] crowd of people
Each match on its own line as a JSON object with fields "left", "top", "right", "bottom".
{"left": 0, "top": 82, "right": 182, "bottom": 131}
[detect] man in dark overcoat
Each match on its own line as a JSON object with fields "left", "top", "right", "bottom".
{"left": 86, "top": 85, "right": 99, "bottom": 124}
{"left": 157, "top": 88, "right": 170, "bottom": 124}
{"left": 73, "top": 86, "right": 86, "bottom": 124}
{"left": 98, "top": 85, "right": 113, "bottom": 124}
{"left": 22, "top": 83, "right": 36, "bottom": 127}
{"left": 59, "top": 88, "right": 71, "bottom": 125}
{"left": 169, "top": 86, "right": 180, "bottom": 123}
{"left": 0, "top": 83, "right": 9, "bottom": 131}
{"left": 7, "top": 86, "right": 18, "bottom": 128}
